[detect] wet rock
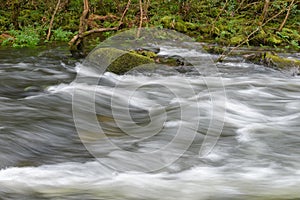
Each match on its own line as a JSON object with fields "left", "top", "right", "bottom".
{"left": 244, "top": 51, "right": 300, "bottom": 75}
{"left": 131, "top": 49, "right": 158, "bottom": 59}
{"left": 131, "top": 48, "right": 192, "bottom": 67}
{"left": 86, "top": 47, "right": 154, "bottom": 75}
{"left": 156, "top": 55, "right": 192, "bottom": 66}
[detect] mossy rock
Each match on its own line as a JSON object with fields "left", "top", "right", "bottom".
{"left": 245, "top": 51, "right": 300, "bottom": 70}
{"left": 264, "top": 52, "right": 300, "bottom": 69}
{"left": 130, "top": 49, "right": 158, "bottom": 59}
{"left": 86, "top": 48, "right": 154, "bottom": 74}
{"left": 131, "top": 48, "right": 191, "bottom": 66}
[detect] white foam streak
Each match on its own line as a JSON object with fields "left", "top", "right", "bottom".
{"left": 1, "top": 162, "right": 300, "bottom": 199}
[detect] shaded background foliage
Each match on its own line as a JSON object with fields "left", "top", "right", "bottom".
{"left": 0, "top": 0, "right": 299, "bottom": 49}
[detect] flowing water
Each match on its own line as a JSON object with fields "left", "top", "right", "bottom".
{"left": 0, "top": 44, "right": 300, "bottom": 200}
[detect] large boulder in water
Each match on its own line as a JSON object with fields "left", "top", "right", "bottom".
{"left": 85, "top": 47, "right": 154, "bottom": 75}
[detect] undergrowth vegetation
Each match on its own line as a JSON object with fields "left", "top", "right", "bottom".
{"left": 0, "top": 0, "right": 299, "bottom": 50}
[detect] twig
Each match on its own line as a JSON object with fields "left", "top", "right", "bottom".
{"left": 262, "top": 8, "right": 286, "bottom": 26}
{"left": 210, "top": 0, "right": 228, "bottom": 34}
{"left": 278, "top": 0, "right": 295, "bottom": 32}
{"left": 143, "top": 0, "right": 150, "bottom": 22}
{"left": 260, "top": 0, "right": 270, "bottom": 23}
{"left": 217, "top": 8, "right": 287, "bottom": 62}
{"left": 46, "top": 0, "right": 61, "bottom": 41}
{"left": 118, "top": 0, "right": 131, "bottom": 28}
{"left": 235, "top": 0, "right": 245, "bottom": 14}
{"left": 136, "top": 0, "right": 143, "bottom": 38}
{"left": 241, "top": 1, "right": 259, "bottom": 10}
{"left": 216, "top": 27, "right": 259, "bottom": 62}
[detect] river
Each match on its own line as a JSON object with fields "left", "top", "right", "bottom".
{"left": 0, "top": 42, "right": 300, "bottom": 200}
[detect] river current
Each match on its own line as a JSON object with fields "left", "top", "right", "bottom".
{"left": 0, "top": 43, "right": 300, "bottom": 199}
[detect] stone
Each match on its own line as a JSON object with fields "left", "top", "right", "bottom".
{"left": 85, "top": 47, "right": 154, "bottom": 74}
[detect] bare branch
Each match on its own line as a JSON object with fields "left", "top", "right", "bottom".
{"left": 136, "top": 0, "right": 143, "bottom": 38}
{"left": 79, "top": 0, "right": 89, "bottom": 35}
{"left": 46, "top": 0, "right": 61, "bottom": 41}
{"left": 210, "top": 0, "right": 228, "bottom": 34}
{"left": 278, "top": 0, "right": 295, "bottom": 32}
{"left": 260, "top": 0, "right": 270, "bottom": 23}
{"left": 119, "top": 0, "right": 131, "bottom": 28}
{"left": 217, "top": 8, "right": 287, "bottom": 62}
{"left": 68, "top": 27, "right": 118, "bottom": 46}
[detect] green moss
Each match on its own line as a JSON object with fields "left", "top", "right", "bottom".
{"left": 256, "top": 30, "right": 267, "bottom": 41}
{"left": 185, "top": 22, "right": 198, "bottom": 31}
{"left": 174, "top": 21, "right": 188, "bottom": 33}
{"left": 86, "top": 48, "right": 154, "bottom": 74}
{"left": 160, "top": 16, "right": 188, "bottom": 33}
{"left": 245, "top": 52, "right": 300, "bottom": 70}
{"left": 230, "top": 35, "right": 244, "bottom": 45}
{"left": 264, "top": 52, "right": 300, "bottom": 69}
{"left": 1, "top": 0, "right": 299, "bottom": 50}
{"left": 266, "top": 35, "right": 282, "bottom": 45}
{"left": 131, "top": 50, "right": 158, "bottom": 59}
{"left": 160, "top": 16, "right": 175, "bottom": 29}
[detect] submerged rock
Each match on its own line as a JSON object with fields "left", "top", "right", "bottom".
{"left": 86, "top": 47, "right": 154, "bottom": 74}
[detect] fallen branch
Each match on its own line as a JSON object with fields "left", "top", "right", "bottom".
{"left": 68, "top": 27, "right": 118, "bottom": 46}
{"left": 46, "top": 0, "right": 61, "bottom": 41}
{"left": 80, "top": 27, "right": 118, "bottom": 38}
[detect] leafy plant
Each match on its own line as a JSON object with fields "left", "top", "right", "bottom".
{"left": 2, "top": 26, "right": 40, "bottom": 47}
{"left": 290, "top": 40, "right": 300, "bottom": 49}
{"left": 51, "top": 28, "right": 74, "bottom": 42}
